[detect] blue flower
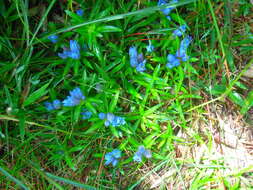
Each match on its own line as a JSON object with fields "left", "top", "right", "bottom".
{"left": 76, "top": 9, "right": 84, "bottom": 16}
{"left": 136, "top": 60, "right": 146, "bottom": 72}
{"left": 98, "top": 112, "right": 106, "bottom": 120}
{"left": 48, "top": 35, "right": 58, "bottom": 43}
{"left": 166, "top": 54, "right": 180, "bottom": 69}
{"left": 81, "top": 109, "right": 92, "bottom": 119}
{"left": 166, "top": 36, "right": 192, "bottom": 69}
{"left": 44, "top": 99, "right": 61, "bottom": 111}
{"left": 158, "top": 0, "right": 178, "bottom": 20}
{"left": 105, "top": 149, "right": 121, "bottom": 166}
{"left": 111, "top": 116, "right": 126, "bottom": 127}
{"left": 133, "top": 146, "right": 152, "bottom": 162}
{"left": 176, "top": 35, "right": 192, "bottom": 61}
{"left": 99, "top": 113, "right": 126, "bottom": 127}
{"left": 129, "top": 46, "right": 147, "bottom": 72}
{"left": 129, "top": 46, "right": 138, "bottom": 67}
{"left": 58, "top": 40, "right": 80, "bottom": 59}
{"left": 173, "top": 25, "right": 187, "bottom": 37}
{"left": 62, "top": 87, "right": 85, "bottom": 107}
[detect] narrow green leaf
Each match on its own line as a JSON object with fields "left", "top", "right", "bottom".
{"left": 109, "top": 90, "right": 120, "bottom": 112}
{"left": 23, "top": 82, "right": 51, "bottom": 106}
{"left": 45, "top": 172, "right": 96, "bottom": 190}
{"left": 97, "top": 25, "right": 122, "bottom": 33}
{"left": 241, "top": 90, "right": 253, "bottom": 115}
{"left": 84, "top": 121, "right": 103, "bottom": 134}
{"left": 143, "top": 103, "right": 163, "bottom": 116}
{"left": 210, "top": 84, "right": 226, "bottom": 96}
{"left": 0, "top": 166, "right": 29, "bottom": 190}
{"left": 18, "top": 112, "right": 25, "bottom": 141}
{"left": 38, "top": 0, "right": 196, "bottom": 42}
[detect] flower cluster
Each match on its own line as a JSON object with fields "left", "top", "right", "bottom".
{"left": 44, "top": 87, "right": 85, "bottom": 111}
{"left": 99, "top": 113, "right": 126, "bottom": 127}
{"left": 158, "top": 0, "right": 178, "bottom": 20}
{"left": 166, "top": 35, "right": 192, "bottom": 69}
{"left": 133, "top": 146, "right": 152, "bottom": 162}
{"left": 105, "top": 149, "right": 121, "bottom": 166}
{"left": 62, "top": 87, "right": 85, "bottom": 107}
{"left": 44, "top": 99, "right": 61, "bottom": 111}
{"left": 129, "top": 46, "right": 146, "bottom": 72}
{"left": 104, "top": 146, "right": 152, "bottom": 167}
{"left": 58, "top": 40, "right": 80, "bottom": 59}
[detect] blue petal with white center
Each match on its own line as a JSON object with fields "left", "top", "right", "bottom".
{"left": 62, "top": 87, "right": 85, "bottom": 107}
{"left": 105, "top": 149, "right": 121, "bottom": 167}
{"left": 99, "top": 113, "right": 126, "bottom": 127}
{"left": 44, "top": 99, "right": 62, "bottom": 111}
{"left": 133, "top": 146, "right": 152, "bottom": 162}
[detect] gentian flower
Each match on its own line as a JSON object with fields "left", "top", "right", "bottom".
{"left": 105, "top": 149, "right": 121, "bottom": 167}
{"left": 158, "top": 0, "right": 178, "bottom": 20}
{"left": 176, "top": 35, "right": 192, "bottom": 61}
{"left": 136, "top": 60, "right": 146, "bottom": 72}
{"left": 98, "top": 112, "right": 106, "bottom": 120}
{"left": 76, "top": 9, "right": 84, "bottom": 16}
{"left": 62, "top": 87, "right": 85, "bottom": 107}
{"left": 166, "top": 36, "right": 192, "bottom": 69}
{"left": 173, "top": 25, "right": 187, "bottom": 37}
{"left": 58, "top": 40, "right": 80, "bottom": 59}
{"left": 166, "top": 54, "right": 180, "bottom": 69}
{"left": 129, "top": 46, "right": 138, "bottom": 67}
{"left": 133, "top": 146, "right": 152, "bottom": 162}
{"left": 48, "top": 35, "right": 58, "bottom": 43}
{"left": 129, "top": 46, "right": 147, "bottom": 72}
{"left": 99, "top": 113, "right": 126, "bottom": 127}
{"left": 81, "top": 109, "right": 92, "bottom": 119}
{"left": 44, "top": 99, "right": 61, "bottom": 111}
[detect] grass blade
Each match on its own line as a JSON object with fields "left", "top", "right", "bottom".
{"left": 0, "top": 166, "right": 29, "bottom": 190}
{"left": 36, "top": 0, "right": 196, "bottom": 43}
{"left": 45, "top": 172, "right": 96, "bottom": 190}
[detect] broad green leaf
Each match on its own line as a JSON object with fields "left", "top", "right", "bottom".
{"left": 228, "top": 92, "right": 244, "bottom": 107}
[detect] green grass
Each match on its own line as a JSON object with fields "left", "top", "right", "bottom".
{"left": 0, "top": 0, "right": 253, "bottom": 189}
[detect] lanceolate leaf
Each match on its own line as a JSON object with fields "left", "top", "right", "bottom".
{"left": 23, "top": 82, "right": 50, "bottom": 107}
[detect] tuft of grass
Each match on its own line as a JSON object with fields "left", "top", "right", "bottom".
{"left": 0, "top": 0, "right": 252, "bottom": 189}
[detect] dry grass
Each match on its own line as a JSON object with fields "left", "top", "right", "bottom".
{"left": 137, "top": 103, "right": 253, "bottom": 189}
